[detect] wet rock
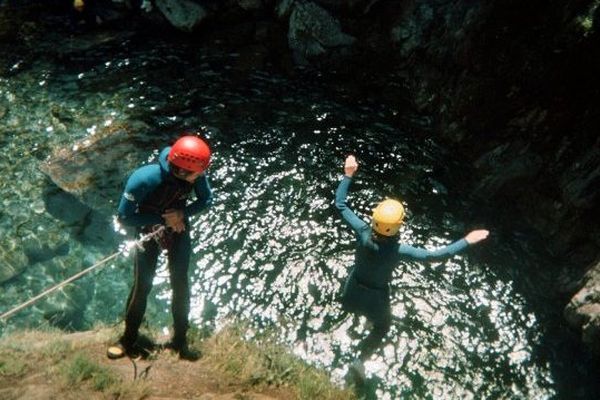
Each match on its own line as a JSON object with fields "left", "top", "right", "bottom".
{"left": 560, "top": 145, "right": 600, "bottom": 209}
{"left": 42, "top": 283, "right": 91, "bottom": 331}
{"left": 287, "top": 1, "right": 356, "bottom": 64}
{"left": 238, "top": 0, "right": 263, "bottom": 11}
{"left": 43, "top": 187, "right": 91, "bottom": 226}
{"left": 303, "top": 0, "right": 369, "bottom": 13}
{"left": 0, "top": 101, "right": 7, "bottom": 120}
{"left": 391, "top": 2, "right": 434, "bottom": 58}
{"left": 0, "top": 244, "right": 28, "bottom": 284}
{"left": 155, "top": 0, "right": 209, "bottom": 32}
{"left": 39, "top": 120, "right": 153, "bottom": 216}
{"left": 565, "top": 260, "right": 600, "bottom": 355}
{"left": 275, "top": 0, "right": 295, "bottom": 19}
{"left": 473, "top": 142, "right": 543, "bottom": 197}
{"left": 23, "top": 242, "right": 70, "bottom": 266}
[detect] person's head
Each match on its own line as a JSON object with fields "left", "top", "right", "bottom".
{"left": 168, "top": 135, "right": 211, "bottom": 182}
{"left": 371, "top": 199, "right": 405, "bottom": 237}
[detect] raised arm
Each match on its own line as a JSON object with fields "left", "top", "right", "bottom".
{"left": 398, "top": 229, "right": 489, "bottom": 261}
{"left": 335, "top": 155, "right": 368, "bottom": 233}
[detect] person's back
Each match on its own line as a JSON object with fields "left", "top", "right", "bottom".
{"left": 354, "top": 232, "right": 400, "bottom": 289}
{"left": 335, "top": 154, "right": 489, "bottom": 381}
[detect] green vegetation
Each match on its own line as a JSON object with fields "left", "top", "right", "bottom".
{"left": 201, "top": 324, "right": 355, "bottom": 400}
{"left": 59, "top": 352, "right": 118, "bottom": 390}
{"left": 0, "top": 349, "right": 27, "bottom": 377}
{"left": 0, "top": 328, "right": 150, "bottom": 399}
{"left": 0, "top": 324, "right": 353, "bottom": 400}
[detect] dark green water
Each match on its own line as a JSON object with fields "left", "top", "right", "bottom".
{"left": 1, "top": 27, "right": 599, "bottom": 399}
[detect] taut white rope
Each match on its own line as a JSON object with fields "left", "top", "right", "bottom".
{"left": 0, "top": 226, "right": 165, "bottom": 322}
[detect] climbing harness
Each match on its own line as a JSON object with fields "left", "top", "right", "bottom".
{"left": 145, "top": 224, "right": 173, "bottom": 249}
{"left": 0, "top": 226, "right": 166, "bottom": 322}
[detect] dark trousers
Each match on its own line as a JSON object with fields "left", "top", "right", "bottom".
{"left": 357, "top": 313, "right": 391, "bottom": 361}
{"left": 122, "top": 230, "right": 191, "bottom": 346}
{"left": 341, "top": 273, "right": 392, "bottom": 361}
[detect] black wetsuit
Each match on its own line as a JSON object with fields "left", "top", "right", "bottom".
{"left": 117, "top": 147, "right": 212, "bottom": 348}
{"left": 335, "top": 175, "right": 468, "bottom": 361}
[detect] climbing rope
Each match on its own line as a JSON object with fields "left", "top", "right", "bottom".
{"left": 0, "top": 226, "right": 166, "bottom": 322}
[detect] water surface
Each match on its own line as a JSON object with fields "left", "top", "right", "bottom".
{"left": 1, "top": 26, "right": 598, "bottom": 399}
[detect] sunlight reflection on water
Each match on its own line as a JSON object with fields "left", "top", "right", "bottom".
{"left": 0, "top": 39, "right": 563, "bottom": 399}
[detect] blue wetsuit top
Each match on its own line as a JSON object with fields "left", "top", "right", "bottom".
{"left": 335, "top": 176, "right": 468, "bottom": 289}
{"left": 117, "top": 147, "right": 213, "bottom": 228}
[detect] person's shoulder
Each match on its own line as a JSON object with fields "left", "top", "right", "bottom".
{"left": 357, "top": 225, "right": 372, "bottom": 241}
{"left": 129, "top": 164, "right": 162, "bottom": 186}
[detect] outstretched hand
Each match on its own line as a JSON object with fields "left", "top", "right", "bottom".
{"left": 344, "top": 155, "right": 358, "bottom": 177}
{"left": 465, "top": 229, "right": 489, "bottom": 244}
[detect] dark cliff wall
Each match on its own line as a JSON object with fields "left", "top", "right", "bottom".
{"left": 394, "top": 0, "right": 599, "bottom": 262}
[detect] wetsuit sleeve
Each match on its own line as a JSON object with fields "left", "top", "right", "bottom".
{"left": 117, "top": 170, "right": 163, "bottom": 227}
{"left": 398, "top": 239, "right": 469, "bottom": 261}
{"left": 335, "top": 176, "right": 368, "bottom": 233}
{"left": 184, "top": 175, "right": 213, "bottom": 217}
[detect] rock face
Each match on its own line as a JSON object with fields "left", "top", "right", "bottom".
{"left": 565, "top": 261, "right": 600, "bottom": 355}
{"left": 379, "top": 1, "right": 600, "bottom": 356}
{"left": 0, "top": 244, "right": 28, "bottom": 284}
{"left": 155, "top": 0, "right": 209, "bottom": 32}
{"left": 287, "top": 1, "right": 355, "bottom": 64}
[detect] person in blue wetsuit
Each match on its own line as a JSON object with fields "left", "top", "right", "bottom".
{"left": 336, "top": 155, "right": 489, "bottom": 378}
{"left": 108, "top": 135, "right": 213, "bottom": 361}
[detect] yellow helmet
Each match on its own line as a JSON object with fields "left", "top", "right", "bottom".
{"left": 372, "top": 199, "right": 405, "bottom": 236}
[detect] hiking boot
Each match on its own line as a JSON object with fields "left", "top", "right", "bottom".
{"left": 165, "top": 340, "right": 201, "bottom": 361}
{"left": 107, "top": 335, "right": 155, "bottom": 360}
{"left": 107, "top": 341, "right": 138, "bottom": 360}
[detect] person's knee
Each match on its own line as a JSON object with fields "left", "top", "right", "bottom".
{"left": 134, "top": 276, "right": 154, "bottom": 296}
{"left": 372, "top": 319, "right": 391, "bottom": 338}
{"left": 171, "top": 279, "right": 189, "bottom": 296}
{"left": 169, "top": 268, "right": 190, "bottom": 292}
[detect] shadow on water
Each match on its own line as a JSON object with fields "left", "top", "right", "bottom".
{"left": 42, "top": 179, "right": 118, "bottom": 251}
{"left": 0, "top": 20, "right": 599, "bottom": 399}
{"left": 477, "top": 231, "right": 600, "bottom": 399}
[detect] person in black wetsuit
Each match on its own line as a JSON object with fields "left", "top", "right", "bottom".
{"left": 335, "top": 155, "right": 489, "bottom": 378}
{"left": 108, "top": 135, "right": 213, "bottom": 360}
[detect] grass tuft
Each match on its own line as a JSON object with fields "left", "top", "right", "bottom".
{"left": 0, "top": 349, "right": 27, "bottom": 377}
{"left": 59, "top": 352, "right": 119, "bottom": 391}
{"left": 200, "top": 323, "right": 354, "bottom": 400}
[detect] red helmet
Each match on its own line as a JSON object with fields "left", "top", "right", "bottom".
{"left": 168, "top": 136, "right": 211, "bottom": 173}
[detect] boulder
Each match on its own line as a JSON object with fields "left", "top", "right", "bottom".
{"left": 0, "top": 98, "right": 7, "bottom": 120}
{"left": 238, "top": 0, "right": 263, "bottom": 11}
{"left": 275, "top": 0, "right": 295, "bottom": 19}
{"left": 155, "top": 0, "right": 209, "bottom": 32}
{"left": 39, "top": 120, "right": 154, "bottom": 216}
{"left": 287, "top": 1, "right": 355, "bottom": 64}
{"left": 565, "top": 260, "right": 600, "bottom": 355}
{"left": 560, "top": 145, "right": 600, "bottom": 209}
{"left": 0, "top": 243, "right": 28, "bottom": 284}
{"left": 472, "top": 142, "right": 543, "bottom": 197}
{"left": 390, "top": 2, "right": 434, "bottom": 58}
